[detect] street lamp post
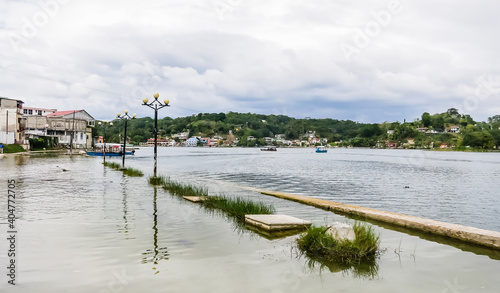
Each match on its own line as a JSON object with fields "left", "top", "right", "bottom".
{"left": 142, "top": 93, "right": 170, "bottom": 178}
{"left": 116, "top": 111, "right": 136, "bottom": 169}
{"left": 98, "top": 120, "right": 113, "bottom": 164}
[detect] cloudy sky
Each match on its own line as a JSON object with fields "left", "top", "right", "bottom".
{"left": 1, "top": 0, "right": 500, "bottom": 123}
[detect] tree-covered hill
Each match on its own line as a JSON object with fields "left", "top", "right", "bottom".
{"left": 96, "top": 109, "right": 500, "bottom": 150}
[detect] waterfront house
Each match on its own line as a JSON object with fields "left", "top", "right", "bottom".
{"left": 24, "top": 109, "right": 95, "bottom": 149}
{"left": 386, "top": 141, "right": 397, "bottom": 148}
{"left": 185, "top": 137, "right": 199, "bottom": 147}
{"left": 147, "top": 138, "right": 169, "bottom": 146}
{"left": 0, "top": 97, "right": 26, "bottom": 147}
{"left": 22, "top": 107, "right": 56, "bottom": 116}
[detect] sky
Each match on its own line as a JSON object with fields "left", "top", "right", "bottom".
{"left": 1, "top": 0, "right": 500, "bottom": 123}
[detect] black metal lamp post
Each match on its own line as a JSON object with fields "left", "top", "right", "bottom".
{"left": 142, "top": 93, "right": 170, "bottom": 178}
{"left": 98, "top": 120, "right": 112, "bottom": 164}
{"left": 116, "top": 110, "right": 136, "bottom": 169}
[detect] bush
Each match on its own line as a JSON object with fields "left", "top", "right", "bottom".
{"left": 2, "top": 144, "right": 25, "bottom": 153}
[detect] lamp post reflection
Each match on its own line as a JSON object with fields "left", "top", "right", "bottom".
{"left": 141, "top": 187, "right": 169, "bottom": 273}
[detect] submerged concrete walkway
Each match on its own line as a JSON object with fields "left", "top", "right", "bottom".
{"left": 252, "top": 188, "right": 500, "bottom": 250}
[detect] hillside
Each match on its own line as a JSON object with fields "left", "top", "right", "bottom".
{"left": 97, "top": 109, "right": 500, "bottom": 150}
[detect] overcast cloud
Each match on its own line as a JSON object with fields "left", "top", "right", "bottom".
{"left": 1, "top": 0, "right": 500, "bottom": 122}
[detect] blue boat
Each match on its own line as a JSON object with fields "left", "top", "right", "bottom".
{"left": 86, "top": 151, "right": 135, "bottom": 156}
{"left": 315, "top": 146, "right": 327, "bottom": 153}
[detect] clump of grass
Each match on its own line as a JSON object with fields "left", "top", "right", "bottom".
{"left": 122, "top": 167, "right": 144, "bottom": 177}
{"left": 104, "top": 162, "right": 143, "bottom": 177}
{"left": 149, "top": 176, "right": 166, "bottom": 186}
{"left": 202, "top": 195, "right": 275, "bottom": 221}
{"left": 103, "top": 161, "right": 121, "bottom": 169}
{"left": 297, "top": 222, "right": 380, "bottom": 267}
{"left": 157, "top": 176, "right": 208, "bottom": 197}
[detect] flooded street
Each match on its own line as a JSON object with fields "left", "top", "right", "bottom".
{"left": 1, "top": 148, "right": 500, "bottom": 292}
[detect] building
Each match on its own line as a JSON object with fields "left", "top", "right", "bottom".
{"left": 185, "top": 137, "right": 199, "bottom": 147}
{"left": 22, "top": 107, "right": 56, "bottom": 116}
{"left": 23, "top": 109, "right": 95, "bottom": 149}
{"left": 146, "top": 138, "right": 169, "bottom": 146}
{"left": 447, "top": 125, "right": 460, "bottom": 133}
{"left": 0, "top": 97, "right": 25, "bottom": 146}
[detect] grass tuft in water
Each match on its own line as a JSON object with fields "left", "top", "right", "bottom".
{"left": 104, "top": 162, "right": 143, "bottom": 176}
{"left": 297, "top": 222, "right": 380, "bottom": 267}
{"left": 122, "top": 167, "right": 144, "bottom": 177}
{"left": 155, "top": 176, "right": 209, "bottom": 197}
{"left": 103, "top": 162, "right": 121, "bottom": 169}
{"left": 149, "top": 176, "right": 165, "bottom": 186}
{"left": 202, "top": 195, "right": 275, "bottom": 221}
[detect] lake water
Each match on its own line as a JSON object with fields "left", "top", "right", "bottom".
{"left": 1, "top": 148, "right": 499, "bottom": 292}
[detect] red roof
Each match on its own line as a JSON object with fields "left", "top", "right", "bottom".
{"left": 46, "top": 110, "right": 80, "bottom": 117}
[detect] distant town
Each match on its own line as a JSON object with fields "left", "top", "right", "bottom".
{"left": 1, "top": 96, "right": 500, "bottom": 152}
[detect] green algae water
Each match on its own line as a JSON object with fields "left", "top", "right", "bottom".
{"left": 0, "top": 148, "right": 499, "bottom": 292}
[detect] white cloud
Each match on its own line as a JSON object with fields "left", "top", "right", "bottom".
{"left": 1, "top": 0, "right": 500, "bottom": 122}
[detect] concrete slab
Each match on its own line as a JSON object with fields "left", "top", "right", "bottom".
{"left": 252, "top": 187, "right": 500, "bottom": 251}
{"left": 245, "top": 214, "right": 311, "bottom": 231}
{"left": 183, "top": 196, "right": 208, "bottom": 203}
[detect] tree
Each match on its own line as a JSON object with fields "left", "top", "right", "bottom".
{"left": 421, "top": 112, "right": 431, "bottom": 127}
{"left": 461, "top": 131, "right": 495, "bottom": 149}
{"left": 447, "top": 108, "right": 459, "bottom": 116}
{"left": 489, "top": 129, "right": 500, "bottom": 149}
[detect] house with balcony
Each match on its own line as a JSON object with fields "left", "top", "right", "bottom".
{"left": 24, "top": 109, "right": 95, "bottom": 149}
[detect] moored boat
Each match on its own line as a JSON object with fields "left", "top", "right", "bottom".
{"left": 315, "top": 146, "right": 327, "bottom": 153}
{"left": 260, "top": 146, "right": 277, "bottom": 151}
{"left": 86, "top": 143, "right": 135, "bottom": 156}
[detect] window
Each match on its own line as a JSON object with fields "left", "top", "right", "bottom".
{"left": 23, "top": 109, "right": 28, "bottom": 114}
{"left": 28, "top": 109, "right": 33, "bottom": 115}
{"left": 38, "top": 110, "right": 42, "bottom": 115}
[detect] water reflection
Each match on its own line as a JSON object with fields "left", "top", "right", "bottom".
{"left": 302, "top": 254, "right": 380, "bottom": 279}
{"left": 141, "top": 187, "right": 169, "bottom": 272}
{"left": 120, "top": 177, "right": 131, "bottom": 237}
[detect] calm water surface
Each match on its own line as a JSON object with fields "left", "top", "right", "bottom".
{"left": 0, "top": 148, "right": 499, "bottom": 293}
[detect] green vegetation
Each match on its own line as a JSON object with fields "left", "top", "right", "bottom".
{"left": 151, "top": 175, "right": 209, "bottom": 197}
{"left": 28, "top": 137, "right": 58, "bottom": 151}
{"left": 94, "top": 109, "right": 500, "bottom": 150}
{"left": 104, "top": 162, "right": 143, "bottom": 177}
{"left": 202, "top": 195, "right": 275, "bottom": 221}
{"left": 2, "top": 144, "right": 25, "bottom": 153}
{"left": 103, "top": 161, "right": 121, "bottom": 169}
{"left": 150, "top": 175, "right": 275, "bottom": 222}
{"left": 122, "top": 167, "right": 144, "bottom": 177}
{"left": 297, "top": 222, "right": 380, "bottom": 267}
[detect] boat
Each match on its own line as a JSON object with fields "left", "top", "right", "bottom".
{"left": 315, "top": 146, "right": 327, "bottom": 153}
{"left": 260, "top": 146, "right": 277, "bottom": 151}
{"left": 86, "top": 143, "right": 135, "bottom": 156}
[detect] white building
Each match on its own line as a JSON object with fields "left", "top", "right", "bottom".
{"left": 185, "top": 137, "right": 199, "bottom": 147}
{"left": 22, "top": 107, "right": 56, "bottom": 116}
{"left": 0, "top": 97, "right": 25, "bottom": 146}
